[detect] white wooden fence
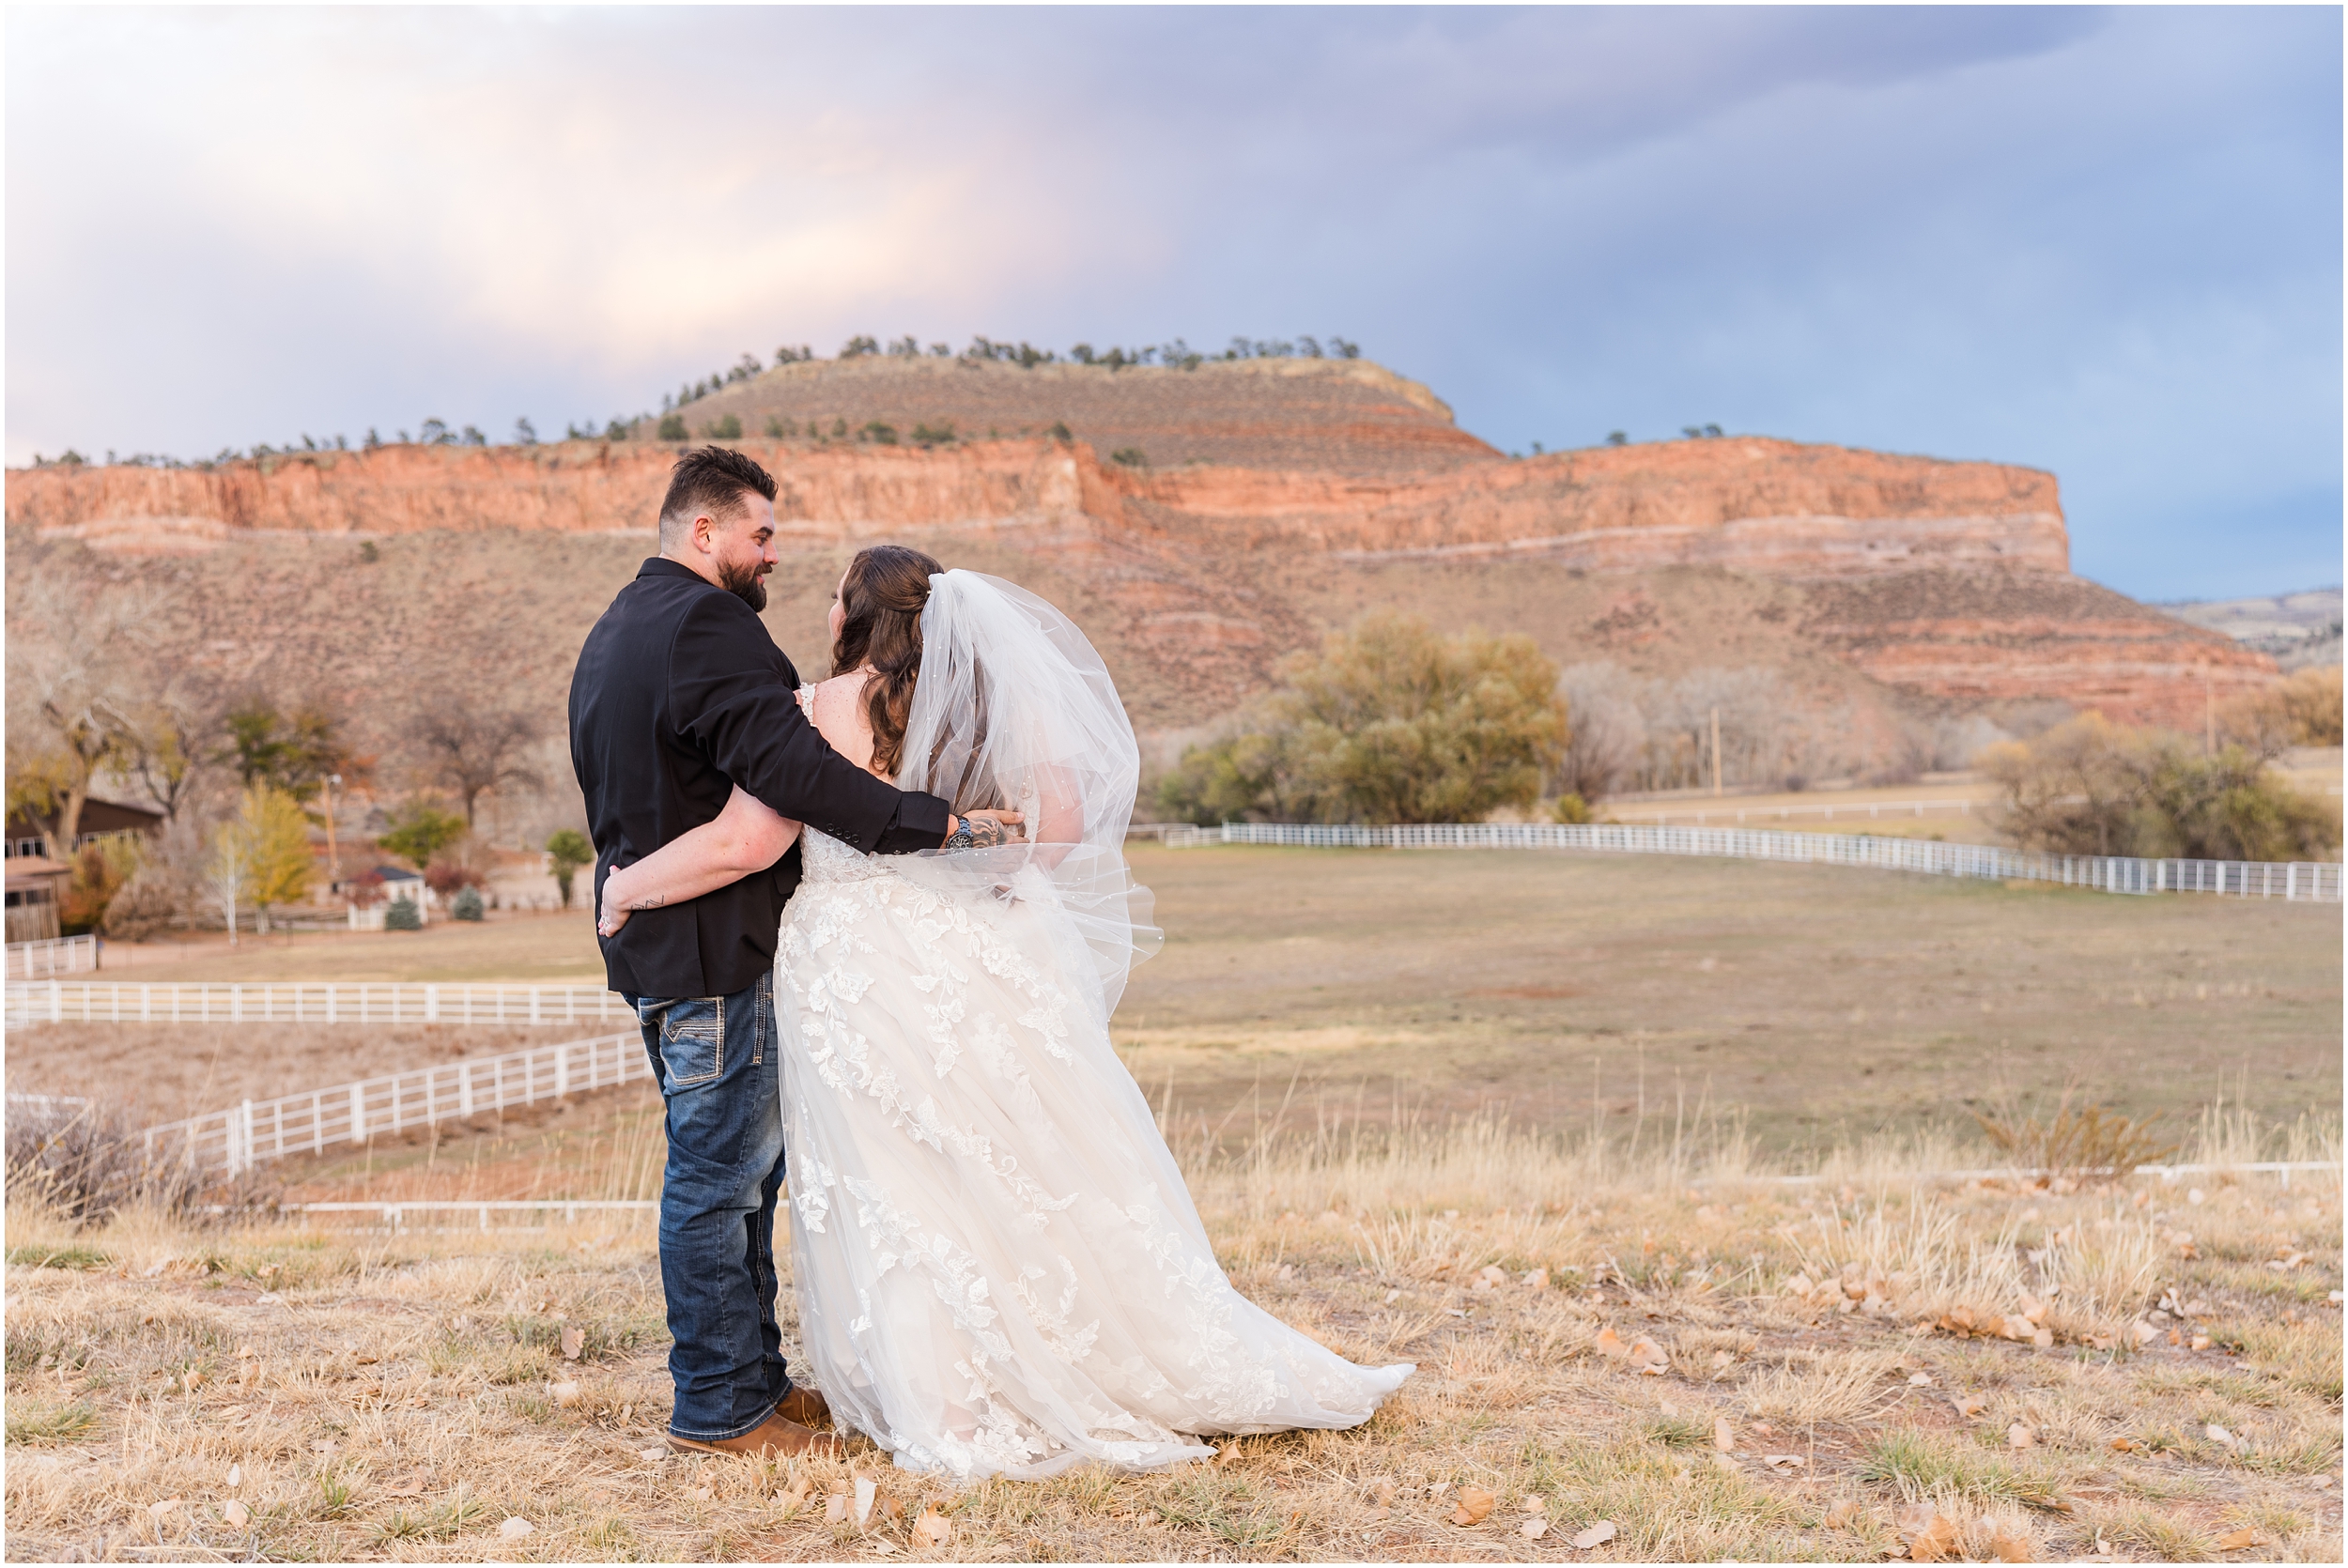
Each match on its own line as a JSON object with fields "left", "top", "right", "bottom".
{"left": 141, "top": 1029, "right": 649, "bottom": 1177}
{"left": 1173, "top": 822, "right": 2343, "bottom": 902}
{"left": 6, "top": 980, "right": 632, "bottom": 1029}
{"left": 6, "top": 935, "right": 98, "bottom": 979}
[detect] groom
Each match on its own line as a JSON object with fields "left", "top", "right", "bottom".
{"left": 569, "top": 446, "right": 1012, "bottom": 1457}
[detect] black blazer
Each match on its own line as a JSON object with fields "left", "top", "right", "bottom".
{"left": 568, "top": 558, "right": 950, "bottom": 998}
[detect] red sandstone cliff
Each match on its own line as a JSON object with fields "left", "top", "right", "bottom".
{"left": 2, "top": 358, "right": 2273, "bottom": 729}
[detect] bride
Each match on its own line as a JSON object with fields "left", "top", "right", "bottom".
{"left": 599, "top": 545, "right": 1410, "bottom": 1479}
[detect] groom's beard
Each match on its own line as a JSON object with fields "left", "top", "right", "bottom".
{"left": 719, "top": 559, "right": 769, "bottom": 613}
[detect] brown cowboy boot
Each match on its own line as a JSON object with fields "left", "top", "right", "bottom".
{"left": 667, "top": 1412, "right": 841, "bottom": 1459}
{"left": 774, "top": 1385, "right": 830, "bottom": 1430}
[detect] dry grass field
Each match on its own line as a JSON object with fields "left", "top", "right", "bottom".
{"left": 7, "top": 849, "right": 2339, "bottom": 1561}
{"left": 5, "top": 1115, "right": 2340, "bottom": 1563}
{"left": 44, "top": 847, "right": 2340, "bottom": 1147}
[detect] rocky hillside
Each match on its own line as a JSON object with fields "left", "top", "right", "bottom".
{"left": 6, "top": 358, "right": 2273, "bottom": 770}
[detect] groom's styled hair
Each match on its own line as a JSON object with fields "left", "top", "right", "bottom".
{"left": 658, "top": 446, "right": 780, "bottom": 551}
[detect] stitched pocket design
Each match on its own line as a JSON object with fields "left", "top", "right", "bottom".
{"left": 658, "top": 998, "right": 725, "bottom": 1085}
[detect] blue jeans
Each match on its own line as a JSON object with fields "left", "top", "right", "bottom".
{"left": 631, "top": 973, "right": 796, "bottom": 1441}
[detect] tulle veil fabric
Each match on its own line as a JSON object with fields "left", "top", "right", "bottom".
{"left": 888, "top": 569, "right": 1162, "bottom": 1020}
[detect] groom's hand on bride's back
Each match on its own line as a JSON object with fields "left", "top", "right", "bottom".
{"left": 944, "top": 809, "right": 1024, "bottom": 851}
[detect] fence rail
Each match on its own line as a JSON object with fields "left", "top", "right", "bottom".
{"left": 6, "top": 934, "right": 98, "bottom": 979}
{"left": 141, "top": 1029, "right": 650, "bottom": 1178}
{"left": 1171, "top": 821, "right": 2342, "bottom": 901}
{"left": 6, "top": 980, "right": 633, "bottom": 1029}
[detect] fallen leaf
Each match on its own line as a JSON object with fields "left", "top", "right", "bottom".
{"left": 1628, "top": 1336, "right": 1668, "bottom": 1374}
{"left": 1570, "top": 1519, "right": 1617, "bottom": 1549}
{"left": 825, "top": 1493, "right": 850, "bottom": 1524}
{"left": 1713, "top": 1416, "right": 1737, "bottom": 1453}
{"left": 2109, "top": 1437, "right": 2136, "bottom": 1453}
{"left": 1952, "top": 1395, "right": 1988, "bottom": 1419}
{"left": 550, "top": 1380, "right": 582, "bottom": 1407}
{"left": 1897, "top": 1502, "right": 1958, "bottom": 1562}
{"left": 2007, "top": 1423, "right": 2035, "bottom": 1450}
{"left": 913, "top": 1510, "right": 953, "bottom": 1548}
{"left": 1762, "top": 1454, "right": 1806, "bottom": 1470}
{"left": 381, "top": 1475, "right": 426, "bottom": 1498}
{"left": 561, "top": 1326, "right": 586, "bottom": 1360}
{"left": 1992, "top": 1521, "right": 2034, "bottom": 1561}
{"left": 2128, "top": 1320, "right": 2158, "bottom": 1347}
{"left": 1451, "top": 1485, "right": 1495, "bottom": 1526}
{"left": 1477, "top": 1265, "right": 1508, "bottom": 1286}
{"left": 1383, "top": 1289, "right": 1400, "bottom": 1305}
{"left": 1521, "top": 1517, "right": 1551, "bottom": 1540}
{"left": 2205, "top": 1422, "right": 2234, "bottom": 1445}
{"left": 870, "top": 1541, "right": 897, "bottom": 1556}
{"left": 689, "top": 1483, "right": 715, "bottom": 1502}
{"left": 499, "top": 1517, "right": 533, "bottom": 1540}
{"left": 148, "top": 1499, "right": 180, "bottom": 1519}
{"left": 638, "top": 1447, "right": 666, "bottom": 1463}
{"left": 2216, "top": 1526, "right": 2270, "bottom": 1551}
{"left": 1594, "top": 1327, "right": 1630, "bottom": 1360}
{"left": 225, "top": 1464, "right": 242, "bottom": 1488}
{"left": 222, "top": 1500, "right": 250, "bottom": 1530}
{"left": 1907, "top": 1371, "right": 1935, "bottom": 1387}
{"left": 1784, "top": 1272, "right": 1815, "bottom": 1298}
{"left": 2191, "top": 1335, "right": 2213, "bottom": 1351}
{"left": 1373, "top": 1479, "right": 1398, "bottom": 1506}
{"left": 1524, "top": 1496, "right": 1546, "bottom": 1515}
{"left": 855, "top": 1475, "right": 878, "bottom": 1527}
{"left": 827, "top": 1479, "right": 851, "bottom": 1496}
{"left": 1824, "top": 1499, "right": 1861, "bottom": 1530}
{"left": 1524, "top": 1268, "right": 1551, "bottom": 1290}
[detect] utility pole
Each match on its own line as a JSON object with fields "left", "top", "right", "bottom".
{"left": 1710, "top": 706, "right": 1722, "bottom": 797}
{"left": 324, "top": 774, "right": 344, "bottom": 884}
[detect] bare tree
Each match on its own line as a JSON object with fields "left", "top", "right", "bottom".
{"left": 6, "top": 578, "right": 155, "bottom": 855}
{"left": 1553, "top": 663, "right": 1646, "bottom": 801}
{"left": 409, "top": 699, "right": 546, "bottom": 827}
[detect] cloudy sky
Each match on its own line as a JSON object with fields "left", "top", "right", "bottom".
{"left": 8, "top": 6, "right": 2339, "bottom": 599}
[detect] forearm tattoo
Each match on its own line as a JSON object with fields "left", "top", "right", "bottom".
{"left": 946, "top": 816, "right": 1011, "bottom": 851}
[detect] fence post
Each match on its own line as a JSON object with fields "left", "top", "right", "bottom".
{"left": 349, "top": 1083, "right": 366, "bottom": 1145}
{"left": 460, "top": 1061, "right": 475, "bottom": 1117}
{"left": 425, "top": 984, "right": 440, "bottom": 1023}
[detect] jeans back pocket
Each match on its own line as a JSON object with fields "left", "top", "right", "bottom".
{"left": 653, "top": 997, "right": 725, "bottom": 1086}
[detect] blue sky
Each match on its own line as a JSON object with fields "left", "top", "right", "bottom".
{"left": 8, "top": 7, "right": 2339, "bottom": 600}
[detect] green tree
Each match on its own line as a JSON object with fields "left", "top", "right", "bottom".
{"left": 657, "top": 413, "right": 688, "bottom": 441}
{"left": 708, "top": 413, "right": 743, "bottom": 440}
{"left": 1159, "top": 614, "right": 1569, "bottom": 825}
{"left": 545, "top": 828, "right": 594, "bottom": 909}
{"left": 220, "top": 699, "right": 348, "bottom": 799}
{"left": 378, "top": 800, "right": 466, "bottom": 873}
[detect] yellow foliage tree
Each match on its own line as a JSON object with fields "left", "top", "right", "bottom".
{"left": 235, "top": 786, "right": 316, "bottom": 934}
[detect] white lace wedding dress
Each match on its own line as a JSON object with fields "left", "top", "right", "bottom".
{"left": 772, "top": 574, "right": 1410, "bottom": 1480}
{"left": 776, "top": 822, "right": 1412, "bottom": 1479}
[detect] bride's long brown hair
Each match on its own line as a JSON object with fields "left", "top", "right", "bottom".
{"left": 830, "top": 544, "right": 945, "bottom": 777}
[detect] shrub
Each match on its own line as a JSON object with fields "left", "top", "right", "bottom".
{"left": 5, "top": 1097, "right": 203, "bottom": 1224}
{"left": 1983, "top": 712, "right": 2340, "bottom": 861}
{"left": 450, "top": 886, "right": 485, "bottom": 922}
{"left": 2221, "top": 666, "right": 2343, "bottom": 752}
{"left": 910, "top": 422, "right": 955, "bottom": 446}
{"left": 545, "top": 828, "right": 593, "bottom": 909}
{"left": 60, "top": 838, "right": 141, "bottom": 935}
{"left": 384, "top": 895, "right": 422, "bottom": 931}
{"left": 1550, "top": 792, "right": 1591, "bottom": 824}
{"left": 1109, "top": 447, "right": 1149, "bottom": 468}
{"left": 707, "top": 413, "right": 742, "bottom": 440}
{"left": 1159, "top": 613, "right": 1568, "bottom": 825}
{"left": 657, "top": 413, "right": 688, "bottom": 441}
{"left": 860, "top": 421, "right": 898, "bottom": 445}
